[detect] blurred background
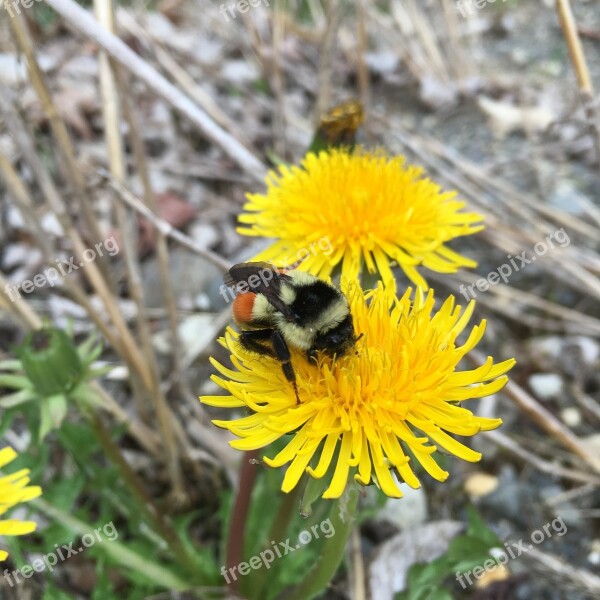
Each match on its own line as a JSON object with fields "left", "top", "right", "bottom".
{"left": 0, "top": 0, "right": 599, "bottom": 598}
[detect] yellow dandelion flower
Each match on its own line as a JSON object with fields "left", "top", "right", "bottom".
{"left": 239, "top": 149, "right": 484, "bottom": 289}
{"left": 202, "top": 281, "right": 515, "bottom": 499}
{"left": 0, "top": 447, "right": 42, "bottom": 561}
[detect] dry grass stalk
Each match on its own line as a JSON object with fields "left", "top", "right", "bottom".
{"left": 45, "top": 0, "right": 267, "bottom": 181}
{"left": 484, "top": 430, "right": 600, "bottom": 487}
{"left": 315, "top": 0, "right": 341, "bottom": 121}
{"left": 523, "top": 546, "right": 600, "bottom": 597}
{"left": 0, "top": 154, "right": 135, "bottom": 354}
{"left": 0, "top": 271, "right": 161, "bottom": 455}
{"left": 272, "top": 1, "right": 287, "bottom": 158}
{"left": 8, "top": 11, "right": 116, "bottom": 291}
{"left": 429, "top": 271, "right": 600, "bottom": 337}
{"left": 0, "top": 89, "right": 157, "bottom": 395}
{"left": 97, "top": 169, "right": 231, "bottom": 272}
{"left": 117, "top": 11, "right": 257, "bottom": 155}
{"left": 555, "top": 0, "right": 593, "bottom": 95}
{"left": 388, "top": 125, "right": 600, "bottom": 302}
{"left": 470, "top": 351, "right": 600, "bottom": 473}
{"left": 94, "top": 0, "right": 185, "bottom": 497}
{"left": 355, "top": 0, "right": 369, "bottom": 109}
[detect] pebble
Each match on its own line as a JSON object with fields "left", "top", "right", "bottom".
{"left": 527, "top": 336, "right": 562, "bottom": 362}
{"left": 375, "top": 482, "right": 428, "bottom": 530}
{"left": 566, "top": 336, "right": 599, "bottom": 366}
{"left": 365, "top": 51, "right": 399, "bottom": 75}
{"left": 481, "top": 466, "right": 528, "bottom": 524}
{"left": 560, "top": 407, "right": 581, "bottom": 427}
{"left": 548, "top": 181, "right": 589, "bottom": 216}
{"left": 528, "top": 373, "right": 564, "bottom": 399}
{"left": 464, "top": 472, "right": 499, "bottom": 498}
{"left": 189, "top": 222, "right": 220, "bottom": 251}
{"left": 588, "top": 539, "right": 600, "bottom": 566}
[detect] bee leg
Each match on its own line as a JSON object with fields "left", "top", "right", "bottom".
{"left": 238, "top": 329, "right": 277, "bottom": 357}
{"left": 270, "top": 330, "right": 300, "bottom": 404}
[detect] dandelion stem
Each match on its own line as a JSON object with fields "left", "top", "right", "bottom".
{"left": 225, "top": 450, "right": 259, "bottom": 594}
{"left": 287, "top": 484, "right": 360, "bottom": 600}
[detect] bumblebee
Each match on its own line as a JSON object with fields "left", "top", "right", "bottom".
{"left": 224, "top": 261, "right": 357, "bottom": 402}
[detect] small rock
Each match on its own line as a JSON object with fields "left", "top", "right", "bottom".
{"left": 369, "top": 520, "right": 463, "bottom": 600}
{"left": 528, "top": 336, "right": 562, "bottom": 360}
{"left": 567, "top": 336, "right": 599, "bottom": 366}
{"left": 560, "top": 407, "right": 581, "bottom": 427}
{"left": 6, "top": 205, "right": 26, "bottom": 230}
{"left": 377, "top": 483, "right": 428, "bottom": 530}
{"left": 528, "top": 373, "right": 563, "bottom": 400}
{"left": 189, "top": 222, "right": 219, "bottom": 251}
{"left": 2, "top": 243, "right": 33, "bottom": 270}
{"left": 419, "top": 74, "right": 459, "bottom": 110}
{"left": 511, "top": 48, "right": 529, "bottom": 66}
{"left": 194, "top": 293, "right": 211, "bottom": 311}
{"left": 221, "top": 60, "right": 260, "bottom": 84}
{"left": 365, "top": 51, "right": 399, "bottom": 76}
{"left": 548, "top": 181, "right": 588, "bottom": 216}
{"left": 0, "top": 53, "right": 54, "bottom": 85}
{"left": 588, "top": 539, "right": 600, "bottom": 566}
{"left": 464, "top": 472, "right": 499, "bottom": 498}
{"left": 481, "top": 466, "right": 527, "bottom": 523}
{"left": 582, "top": 434, "right": 600, "bottom": 458}
{"left": 62, "top": 55, "right": 99, "bottom": 79}
{"left": 141, "top": 249, "right": 222, "bottom": 309}
{"left": 153, "top": 313, "right": 217, "bottom": 365}
{"left": 40, "top": 212, "right": 64, "bottom": 236}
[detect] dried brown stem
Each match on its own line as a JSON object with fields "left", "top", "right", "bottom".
{"left": 96, "top": 168, "right": 231, "bottom": 273}
{"left": 523, "top": 546, "right": 600, "bottom": 597}
{"left": 8, "top": 11, "right": 116, "bottom": 290}
{"left": 44, "top": 0, "right": 267, "bottom": 182}
{"left": 556, "top": 0, "right": 593, "bottom": 95}
{"left": 0, "top": 88, "right": 156, "bottom": 396}
{"left": 94, "top": 0, "right": 184, "bottom": 497}
{"left": 469, "top": 351, "right": 600, "bottom": 473}
{"left": 483, "top": 430, "right": 600, "bottom": 486}
{"left": 315, "top": 0, "right": 341, "bottom": 120}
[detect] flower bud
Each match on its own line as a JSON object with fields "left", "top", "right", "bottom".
{"left": 18, "top": 328, "right": 83, "bottom": 397}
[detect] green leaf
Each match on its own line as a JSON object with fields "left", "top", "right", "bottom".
{"left": 466, "top": 506, "right": 502, "bottom": 547}
{"left": 286, "top": 484, "right": 360, "bottom": 600}
{"left": 0, "top": 388, "right": 37, "bottom": 408}
{"left": 39, "top": 394, "right": 68, "bottom": 440}
{"left": 300, "top": 473, "right": 331, "bottom": 517}
{"left": 0, "top": 359, "right": 23, "bottom": 371}
{"left": 32, "top": 498, "right": 193, "bottom": 591}
{"left": 0, "top": 374, "right": 31, "bottom": 388}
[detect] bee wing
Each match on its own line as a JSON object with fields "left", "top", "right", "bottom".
{"left": 225, "top": 262, "right": 296, "bottom": 320}
{"left": 224, "top": 262, "right": 279, "bottom": 288}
